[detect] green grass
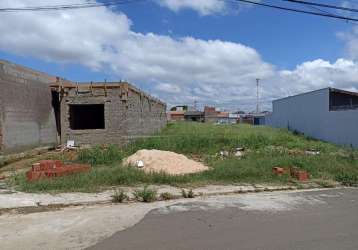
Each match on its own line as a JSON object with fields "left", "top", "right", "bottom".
{"left": 77, "top": 144, "right": 123, "bottom": 165}
{"left": 8, "top": 122, "right": 358, "bottom": 192}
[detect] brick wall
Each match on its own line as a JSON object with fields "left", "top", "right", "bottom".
{"left": 60, "top": 83, "right": 167, "bottom": 146}
{"left": 0, "top": 60, "right": 58, "bottom": 154}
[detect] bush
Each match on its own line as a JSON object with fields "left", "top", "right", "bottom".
{"left": 336, "top": 172, "right": 358, "bottom": 186}
{"left": 160, "top": 192, "right": 174, "bottom": 200}
{"left": 133, "top": 186, "right": 157, "bottom": 202}
{"left": 78, "top": 145, "right": 123, "bottom": 165}
{"left": 181, "top": 189, "right": 195, "bottom": 198}
{"left": 111, "top": 189, "right": 128, "bottom": 203}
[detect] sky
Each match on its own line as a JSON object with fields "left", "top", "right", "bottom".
{"left": 1, "top": 0, "right": 358, "bottom": 112}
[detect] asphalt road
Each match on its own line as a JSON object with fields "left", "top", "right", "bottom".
{"left": 88, "top": 188, "right": 358, "bottom": 250}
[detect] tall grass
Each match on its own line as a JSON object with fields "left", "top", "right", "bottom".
{"left": 9, "top": 122, "right": 358, "bottom": 192}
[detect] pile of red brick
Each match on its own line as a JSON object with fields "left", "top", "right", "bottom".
{"left": 26, "top": 160, "right": 91, "bottom": 181}
{"left": 272, "top": 166, "right": 309, "bottom": 181}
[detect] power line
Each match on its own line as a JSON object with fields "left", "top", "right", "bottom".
{"left": 0, "top": 0, "right": 144, "bottom": 12}
{"left": 231, "top": 0, "right": 358, "bottom": 22}
{"left": 1, "top": 0, "right": 357, "bottom": 24}
{"left": 304, "top": 4, "right": 336, "bottom": 16}
{"left": 281, "top": 0, "right": 358, "bottom": 13}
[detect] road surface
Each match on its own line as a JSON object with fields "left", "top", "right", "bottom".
{"left": 89, "top": 188, "right": 358, "bottom": 250}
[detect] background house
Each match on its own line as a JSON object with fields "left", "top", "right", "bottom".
{"left": 266, "top": 87, "right": 358, "bottom": 147}
{"left": 184, "top": 111, "right": 204, "bottom": 122}
{"left": 167, "top": 111, "right": 185, "bottom": 121}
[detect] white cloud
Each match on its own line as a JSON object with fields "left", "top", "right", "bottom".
{"left": 157, "top": 0, "right": 226, "bottom": 15}
{"left": 273, "top": 59, "right": 358, "bottom": 98}
{"left": 156, "top": 83, "right": 181, "bottom": 93}
{"left": 338, "top": 26, "right": 358, "bottom": 61}
{"left": 0, "top": 0, "right": 357, "bottom": 111}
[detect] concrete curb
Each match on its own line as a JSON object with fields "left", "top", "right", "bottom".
{"left": 0, "top": 183, "right": 341, "bottom": 214}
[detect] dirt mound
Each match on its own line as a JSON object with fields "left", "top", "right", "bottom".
{"left": 123, "top": 149, "right": 209, "bottom": 175}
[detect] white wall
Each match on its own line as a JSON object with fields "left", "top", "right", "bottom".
{"left": 268, "top": 88, "right": 358, "bottom": 147}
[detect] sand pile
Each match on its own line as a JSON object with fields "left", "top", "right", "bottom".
{"left": 123, "top": 149, "right": 209, "bottom": 175}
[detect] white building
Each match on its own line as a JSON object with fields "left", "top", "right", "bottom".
{"left": 266, "top": 88, "right": 358, "bottom": 147}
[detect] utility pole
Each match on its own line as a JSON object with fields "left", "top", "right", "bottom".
{"left": 256, "top": 78, "right": 260, "bottom": 114}
{"left": 194, "top": 100, "right": 198, "bottom": 110}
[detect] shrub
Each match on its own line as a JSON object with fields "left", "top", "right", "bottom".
{"left": 336, "top": 172, "right": 358, "bottom": 186}
{"left": 187, "top": 189, "right": 195, "bottom": 198}
{"left": 181, "top": 189, "right": 195, "bottom": 198}
{"left": 160, "top": 192, "right": 174, "bottom": 200}
{"left": 111, "top": 189, "right": 128, "bottom": 203}
{"left": 181, "top": 189, "right": 187, "bottom": 198}
{"left": 133, "top": 186, "right": 157, "bottom": 202}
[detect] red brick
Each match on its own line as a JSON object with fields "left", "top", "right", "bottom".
{"left": 272, "top": 167, "right": 288, "bottom": 176}
{"left": 26, "top": 161, "right": 91, "bottom": 181}
{"left": 290, "top": 168, "right": 309, "bottom": 181}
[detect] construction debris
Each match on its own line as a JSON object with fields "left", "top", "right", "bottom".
{"left": 219, "top": 150, "right": 229, "bottom": 159}
{"left": 218, "top": 147, "right": 245, "bottom": 159}
{"left": 272, "top": 166, "right": 309, "bottom": 181}
{"left": 26, "top": 160, "right": 91, "bottom": 181}
{"left": 290, "top": 168, "right": 310, "bottom": 181}
{"left": 272, "top": 167, "right": 288, "bottom": 176}
{"left": 135, "top": 160, "right": 145, "bottom": 168}
{"left": 123, "top": 149, "right": 209, "bottom": 175}
{"left": 234, "top": 147, "right": 245, "bottom": 158}
{"left": 305, "top": 149, "right": 320, "bottom": 156}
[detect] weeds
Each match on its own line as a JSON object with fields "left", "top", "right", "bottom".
{"left": 111, "top": 189, "right": 128, "bottom": 203}
{"left": 315, "top": 180, "right": 336, "bottom": 188}
{"left": 181, "top": 189, "right": 195, "bottom": 198}
{"left": 160, "top": 192, "right": 174, "bottom": 200}
{"left": 336, "top": 172, "right": 358, "bottom": 186}
{"left": 133, "top": 186, "right": 157, "bottom": 202}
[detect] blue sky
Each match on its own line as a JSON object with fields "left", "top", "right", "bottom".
{"left": 1, "top": 0, "right": 358, "bottom": 111}
{"left": 121, "top": 0, "right": 350, "bottom": 68}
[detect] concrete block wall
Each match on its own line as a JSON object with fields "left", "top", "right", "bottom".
{"left": 0, "top": 60, "right": 58, "bottom": 154}
{"left": 268, "top": 88, "right": 358, "bottom": 148}
{"left": 60, "top": 83, "right": 167, "bottom": 146}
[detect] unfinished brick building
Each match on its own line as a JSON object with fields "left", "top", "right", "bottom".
{"left": 51, "top": 81, "right": 167, "bottom": 145}
{"left": 0, "top": 60, "right": 167, "bottom": 154}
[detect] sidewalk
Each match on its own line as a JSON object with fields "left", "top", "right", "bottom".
{"left": 0, "top": 183, "right": 324, "bottom": 210}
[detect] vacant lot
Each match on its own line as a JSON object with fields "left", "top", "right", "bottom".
{"left": 9, "top": 122, "right": 358, "bottom": 192}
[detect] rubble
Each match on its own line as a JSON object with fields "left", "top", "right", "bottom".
{"left": 272, "top": 166, "right": 310, "bottom": 181}
{"left": 305, "top": 149, "right": 320, "bottom": 156}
